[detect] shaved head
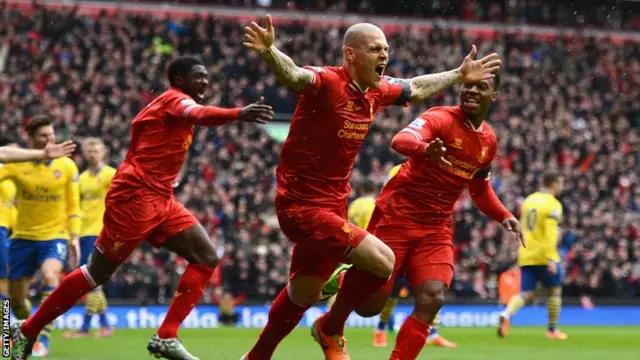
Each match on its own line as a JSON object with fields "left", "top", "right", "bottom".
{"left": 342, "top": 22, "right": 389, "bottom": 90}
{"left": 343, "top": 23, "right": 385, "bottom": 48}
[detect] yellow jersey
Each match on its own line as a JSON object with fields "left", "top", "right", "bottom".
{"left": 518, "top": 191, "right": 563, "bottom": 266}
{"left": 388, "top": 164, "right": 402, "bottom": 179}
{"left": 79, "top": 165, "right": 116, "bottom": 237}
{"left": 0, "top": 158, "right": 81, "bottom": 241}
{"left": 0, "top": 178, "right": 17, "bottom": 230}
{"left": 348, "top": 196, "right": 376, "bottom": 230}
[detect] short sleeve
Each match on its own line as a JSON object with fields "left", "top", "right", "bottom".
{"left": 549, "top": 202, "right": 563, "bottom": 221}
{"left": 165, "top": 94, "right": 201, "bottom": 119}
{"left": 398, "top": 113, "right": 442, "bottom": 143}
{"left": 300, "top": 66, "right": 332, "bottom": 94}
{"left": 379, "top": 76, "right": 412, "bottom": 107}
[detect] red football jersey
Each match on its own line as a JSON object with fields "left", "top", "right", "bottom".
{"left": 277, "top": 66, "right": 411, "bottom": 206}
{"left": 111, "top": 88, "right": 240, "bottom": 197}
{"left": 377, "top": 106, "right": 498, "bottom": 226}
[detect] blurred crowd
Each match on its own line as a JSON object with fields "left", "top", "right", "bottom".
{"left": 1, "top": 3, "right": 639, "bottom": 304}
{"left": 141, "top": 0, "right": 640, "bottom": 30}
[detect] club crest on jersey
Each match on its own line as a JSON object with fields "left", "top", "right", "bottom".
{"left": 111, "top": 241, "right": 124, "bottom": 252}
{"left": 451, "top": 138, "right": 463, "bottom": 150}
{"left": 53, "top": 170, "right": 62, "bottom": 179}
{"left": 346, "top": 100, "right": 355, "bottom": 112}
{"left": 478, "top": 146, "right": 488, "bottom": 162}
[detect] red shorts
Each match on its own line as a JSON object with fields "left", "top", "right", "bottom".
{"left": 95, "top": 189, "right": 199, "bottom": 263}
{"left": 369, "top": 207, "right": 454, "bottom": 292}
{"left": 276, "top": 196, "right": 369, "bottom": 281}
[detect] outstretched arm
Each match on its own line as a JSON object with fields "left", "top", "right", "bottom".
{"left": 408, "top": 69, "right": 462, "bottom": 103}
{"left": 243, "top": 14, "right": 314, "bottom": 92}
{"left": 0, "top": 141, "right": 76, "bottom": 163}
{"left": 260, "top": 45, "right": 315, "bottom": 92}
{"left": 407, "top": 45, "right": 501, "bottom": 103}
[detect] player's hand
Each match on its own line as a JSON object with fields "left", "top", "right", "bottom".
{"left": 548, "top": 261, "right": 558, "bottom": 275}
{"left": 68, "top": 235, "right": 81, "bottom": 269}
{"left": 502, "top": 217, "right": 526, "bottom": 248}
{"left": 424, "top": 138, "right": 452, "bottom": 167}
{"left": 459, "top": 45, "right": 502, "bottom": 83}
{"left": 43, "top": 140, "right": 76, "bottom": 160}
{"left": 243, "top": 14, "right": 275, "bottom": 54}
{"left": 238, "top": 97, "right": 274, "bottom": 124}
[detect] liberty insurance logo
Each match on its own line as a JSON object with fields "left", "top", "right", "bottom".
{"left": 2, "top": 298, "right": 9, "bottom": 357}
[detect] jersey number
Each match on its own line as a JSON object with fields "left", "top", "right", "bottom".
{"left": 525, "top": 209, "right": 538, "bottom": 232}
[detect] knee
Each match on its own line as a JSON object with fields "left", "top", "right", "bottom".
{"left": 41, "top": 269, "right": 61, "bottom": 286}
{"left": 355, "top": 293, "right": 389, "bottom": 317}
{"left": 368, "top": 244, "right": 395, "bottom": 279}
{"left": 289, "top": 288, "right": 321, "bottom": 306}
{"left": 193, "top": 251, "right": 219, "bottom": 268}
{"left": 415, "top": 284, "right": 446, "bottom": 312}
{"left": 289, "top": 276, "right": 325, "bottom": 306}
{"left": 355, "top": 307, "right": 382, "bottom": 318}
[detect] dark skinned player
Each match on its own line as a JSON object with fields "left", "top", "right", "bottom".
{"left": 356, "top": 71, "right": 526, "bottom": 359}
{"left": 10, "top": 56, "right": 274, "bottom": 360}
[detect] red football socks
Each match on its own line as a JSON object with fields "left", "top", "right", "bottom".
{"left": 389, "top": 315, "right": 430, "bottom": 360}
{"left": 21, "top": 267, "right": 96, "bottom": 339}
{"left": 321, "top": 267, "right": 388, "bottom": 336}
{"left": 157, "top": 264, "right": 214, "bottom": 339}
{"left": 246, "top": 286, "right": 309, "bottom": 359}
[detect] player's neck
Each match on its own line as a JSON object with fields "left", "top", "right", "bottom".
{"left": 345, "top": 65, "right": 369, "bottom": 93}
{"left": 466, "top": 116, "right": 484, "bottom": 130}
{"left": 540, "top": 187, "right": 555, "bottom": 196}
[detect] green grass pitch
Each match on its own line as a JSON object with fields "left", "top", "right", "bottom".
{"left": 41, "top": 326, "right": 640, "bottom": 360}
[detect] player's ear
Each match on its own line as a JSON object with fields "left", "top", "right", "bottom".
{"left": 174, "top": 76, "right": 184, "bottom": 86}
{"left": 491, "top": 90, "right": 498, "bottom": 103}
{"left": 344, "top": 47, "right": 354, "bottom": 63}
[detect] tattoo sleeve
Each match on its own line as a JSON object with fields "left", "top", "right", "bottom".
{"left": 262, "top": 45, "right": 315, "bottom": 93}
{"left": 408, "top": 68, "right": 463, "bottom": 103}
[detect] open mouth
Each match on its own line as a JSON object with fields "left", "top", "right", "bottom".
{"left": 375, "top": 64, "right": 386, "bottom": 78}
{"left": 463, "top": 97, "right": 480, "bottom": 106}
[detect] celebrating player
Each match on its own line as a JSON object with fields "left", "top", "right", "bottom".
{"left": 62, "top": 138, "right": 116, "bottom": 339}
{"left": 241, "top": 14, "right": 501, "bottom": 360}
{"left": 0, "top": 117, "right": 81, "bottom": 357}
{"left": 320, "top": 165, "right": 457, "bottom": 349}
{"left": 10, "top": 56, "right": 274, "bottom": 360}
{"left": 498, "top": 172, "right": 567, "bottom": 340}
{"left": 349, "top": 72, "right": 525, "bottom": 360}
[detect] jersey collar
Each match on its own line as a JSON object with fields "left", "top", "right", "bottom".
{"left": 90, "top": 164, "right": 104, "bottom": 175}
{"left": 341, "top": 66, "right": 369, "bottom": 94}
{"left": 33, "top": 160, "right": 53, "bottom": 167}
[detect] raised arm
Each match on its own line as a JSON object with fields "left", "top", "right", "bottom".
{"left": 407, "top": 45, "right": 501, "bottom": 103}
{"left": 175, "top": 97, "right": 273, "bottom": 126}
{"left": 243, "top": 14, "right": 314, "bottom": 92}
{"left": 0, "top": 141, "right": 76, "bottom": 163}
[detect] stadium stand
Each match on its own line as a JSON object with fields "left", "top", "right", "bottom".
{"left": 1, "top": 1, "right": 638, "bottom": 304}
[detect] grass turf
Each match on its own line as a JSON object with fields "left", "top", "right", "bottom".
{"left": 41, "top": 326, "right": 640, "bottom": 360}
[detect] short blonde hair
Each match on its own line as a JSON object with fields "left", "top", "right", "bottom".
{"left": 82, "top": 137, "right": 105, "bottom": 152}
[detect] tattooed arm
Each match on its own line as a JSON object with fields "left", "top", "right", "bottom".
{"left": 407, "top": 45, "right": 502, "bottom": 103}
{"left": 261, "top": 45, "right": 315, "bottom": 93}
{"left": 407, "top": 69, "right": 463, "bottom": 103}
